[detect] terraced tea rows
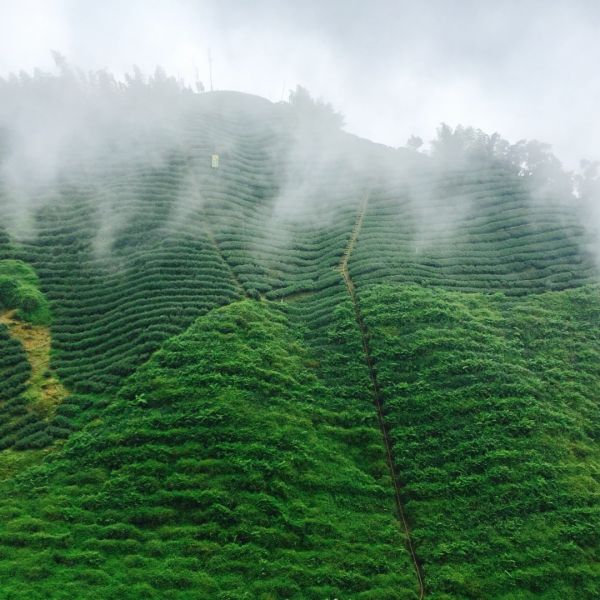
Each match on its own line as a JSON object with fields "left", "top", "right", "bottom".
{"left": 350, "top": 166, "right": 596, "bottom": 296}
{"left": 339, "top": 194, "right": 425, "bottom": 598}
{"left": 0, "top": 301, "right": 421, "bottom": 599}
{"left": 19, "top": 174, "right": 244, "bottom": 394}
{"left": 359, "top": 284, "right": 600, "bottom": 598}
{"left": 1, "top": 95, "right": 595, "bottom": 401}
{"left": 0, "top": 321, "right": 59, "bottom": 476}
{"left": 0, "top": 260, "right": 70, "bottom": 454}
{"left": 0, "top": 323, "right": 29, "bottom": 408}
{"left": 0, "top": 90, "right": 598, "bottom": 598}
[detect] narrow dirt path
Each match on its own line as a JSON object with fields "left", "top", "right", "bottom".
{"left": 339, "top": 193, "right": 426, "bottom": 599}
{"left": 0, "top": 310, "right": 68, "bottom": 416}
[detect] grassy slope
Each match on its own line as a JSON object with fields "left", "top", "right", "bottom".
{"left": 360, "top": 283, "right": 600, "bottom": 598}
{"left": 1, "top": 98, "right": 595, "bottom": 402}
{"left": 0, "top": 300, "right": 420, "bottom": 599}
{"left": 3, "top": 286, "right": 596, "bottom": 598}
{"left": 351, "top": 168, "right": 596, "bottom": 296}
{"left": 0, "top": 93, "right": 598, "bottom": 597}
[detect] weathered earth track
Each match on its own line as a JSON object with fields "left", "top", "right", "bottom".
{"left": 339, "top": 193, "right": 426, "bottom": 600}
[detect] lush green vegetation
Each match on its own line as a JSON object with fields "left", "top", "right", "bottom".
{"left": 0, "top": 260, "right": 68, "bottom": 454}
{"left": 360, "top": 284, "right": 600, "bottom": 598}
{"left": 350, "top": 168, "right": 595, "bottom": 296}
{"left": 0, "top": 324, "right": 30, "bottom": 404}
{"left": 0, "top": 260, "right": 51, "bottom": 325}
{"left": 0, "top": 88, "right": 598, "bottom": 597}
{"left": 0, "top": 321, "right": 57, "bottom": 453}
{"left": 0, "top": 300, "right": 419, "bottom": 599}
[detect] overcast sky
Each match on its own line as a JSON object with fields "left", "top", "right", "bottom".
{"left": 0, "top": 0, "right": 598, "bottom": 169}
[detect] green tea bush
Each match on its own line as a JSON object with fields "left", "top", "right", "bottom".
{"left": 0, "top": 301, "right": 420, "bottom": 598}
{"left": 359, "top": 283, "right": 600, "bottom": 598}
{"left": 0, "top": 260, "right": 51, "bottom": 325}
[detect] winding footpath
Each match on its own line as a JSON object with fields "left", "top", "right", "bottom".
{"left": 339, "top": 193, "right": 426, "bottom": 600}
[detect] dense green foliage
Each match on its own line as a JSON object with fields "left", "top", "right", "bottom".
{"left": 0, "top": 89, "right": 598, "bottom": 597}
{"left": 0, "top": 324, "right": 30, "bottom": 404}
{"left": 0, "top": 261, "right": 66, "bottom": 453}
{"left": 360, "top": 284, "right": 600, "bottom": 598}
{"left": 0, "top": 301, "right": 419, "bottom": 599}
{"left": 0, "top": 260, "right": 51, "bottom": 325}
{"left": 0, "top": 323, "right": 49, "bottom": 452}
{"left": 350, "top": 169, "right": 595, "bottom": 295}
{"left": 1, "top": 92, "right": 593, "bottom": 399}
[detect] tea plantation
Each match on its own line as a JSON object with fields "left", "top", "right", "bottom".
{"left": 0, "top": 89, "right": 598, "bottom": 598}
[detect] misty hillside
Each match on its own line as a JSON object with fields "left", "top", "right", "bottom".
{"left": 0, "top": 83, "right": 599, "bottom": 600}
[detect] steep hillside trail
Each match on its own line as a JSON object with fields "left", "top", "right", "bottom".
{"left": 0, "top": 310, "right": 68, "bottom": 416}
{"left": 339, "top": 194, "right": 426, "bottom": 599}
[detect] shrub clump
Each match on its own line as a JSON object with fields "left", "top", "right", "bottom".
{"left": 0, "top": 260, "right": 51, "bottom": 325}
